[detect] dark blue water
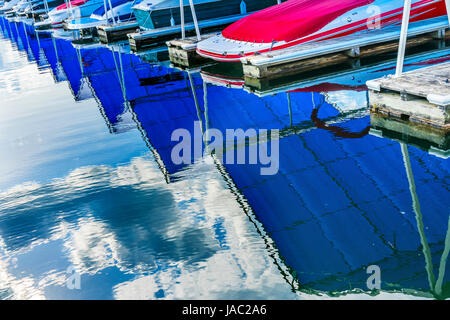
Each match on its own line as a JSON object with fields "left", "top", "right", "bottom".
{"left": 0, "top": 17, "right": 449, "bottom": 300}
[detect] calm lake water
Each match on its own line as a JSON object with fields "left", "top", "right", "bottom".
{"left": 0, "top": 17, "right": 449, "bottom": 300}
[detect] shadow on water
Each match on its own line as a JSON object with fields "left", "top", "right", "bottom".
{"left": 0, "top": 17, "right": 449, "bottom": 299}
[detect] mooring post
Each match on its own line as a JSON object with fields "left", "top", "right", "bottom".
{"left": 179, "top": 0, "right": 185, "bottom": 39}
{"left": 188, "top": 0, "right": 201, "bottom": 41}
{"left": 395, "top": 0, "right": 411, "bottom": 77}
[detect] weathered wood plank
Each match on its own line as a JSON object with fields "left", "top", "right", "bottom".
{"left": 97, "top": 22, "right": 139, "bottom": 44}
{"left": 167, "top": 34, "right": 216, "bottom": 67}
{"left": 368, "top": 61, "right": 450, "bottom": 104}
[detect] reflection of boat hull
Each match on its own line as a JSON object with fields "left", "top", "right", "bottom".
{"left": 200, "top": 62, "right": 245, "bottom": 89}
{"left": 197, "top": 0, "right": 448, "bottom": 62}
{"left": 133, "top": 0, "right": 278, "bottom": 31}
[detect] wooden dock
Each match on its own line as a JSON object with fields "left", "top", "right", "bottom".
{"left": 367, "top": 61, "right": 450, "bottom": 130}
{"left": 34, "top": 20, "right": 52, "bottom": 30}
{"left": 97, "top": 21, "right": 139, "bottom": 44}
{"left": 167, "top": 34, "right": 217, "bottom": 68}
{"left": 240, "top": 17, "right": 449, "bottom": 80}
{"left": 242, "top": 48, "right": 449, "bottom": 96}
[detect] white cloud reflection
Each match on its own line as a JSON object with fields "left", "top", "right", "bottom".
{"left": 0, "top": 156, "right": 297, "bottom": 299}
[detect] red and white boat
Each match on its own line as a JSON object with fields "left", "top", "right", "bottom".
{"left": 196, "top": 0, "right": 448, "bottom": 62}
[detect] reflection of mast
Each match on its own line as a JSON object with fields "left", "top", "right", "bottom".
{"left": 35, "top": 29, "right": 49, "bottom": 66}
{"left": 13, "top": 21, "right": 24, "bottom": 49}
{"left": 6, "top": 19, "right": 14, "bottom": 39}
{"left": 287, "top": 92, "right": 293, "bottom": 128}
{"left": 401, "top": 143, "right": 435, "bottom": 290}
{"left": 1, "top": 17, "right": 6, "bottom": 34}
{"left": 401, "top": 142, "right": 449, "bottom": 298}
{"left": 187, "top": 72, "right": 204, "bottom": 135}
{"left": 435, "top": 216, "right": 450, "bottom": 297}
{"left": 75, "top": 47, "right": 94, "bottom": 101}
{"left": 111, "top": 44, "right": 129, "bottom": 108}
{"left": 51, "top": 36, "right": 68, "bottom": 82}
{"left": 203, "top": 81, "right": 210, "bottom": 145}
{"left": 21, "top": 21, "right": 34, "bottom": 60}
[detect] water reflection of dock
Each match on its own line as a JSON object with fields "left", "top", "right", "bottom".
{"left": 371, "top": 112, "right": 449, "bottom": 158}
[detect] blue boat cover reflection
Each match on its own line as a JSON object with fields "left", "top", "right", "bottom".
{"left": 0, "top": 17, "right": 448, "bottom": 298}
{"left": 81, "top": 42, "right": 450, "bottom": 297}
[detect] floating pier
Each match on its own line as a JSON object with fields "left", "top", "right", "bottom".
{"left": 34, "top": 20, "right": 52, "bottom": 30}
{"left": 167, "top": 34, "right": 217, "bottom": 68}
{"left": 240, "top": 17, "right": 450, "bottom": 80}
{"left": 242, "top": 46, "right": 450, "bottom": 96}
{"left": 367, "top": 61, "right": 450, "bottom": 130}
{"left": 97, "top": 21, "right": 139, "bottom": 44}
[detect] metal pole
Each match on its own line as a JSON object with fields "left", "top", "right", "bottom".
{"left": 63, "top": 0, "right": 73, "bottom": 20}
{"left": 107, "top": 0, "right": 116, "bottom": 24}
{"left": 28, "top": 0, "right": 35, "bottom": 18}
{"left": 188, "top": 0, "right": 201, "bottom": 41}
{"left": 179, "top": 0, "right": 185, "bottom": 39}
{"left": 445, "top": 0, "right": 450, "bottom": 26}
{"left": 44, "top": 0, "right": 49, "bottom": 15}
{"left": 102, "top": 0, "right": 110, "bottom": 23}
{"left": 68, "top": 0, "right": 74, "bottom": 20}
{"left": 395, "top": 0, "right": 411, "bottom": 77}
